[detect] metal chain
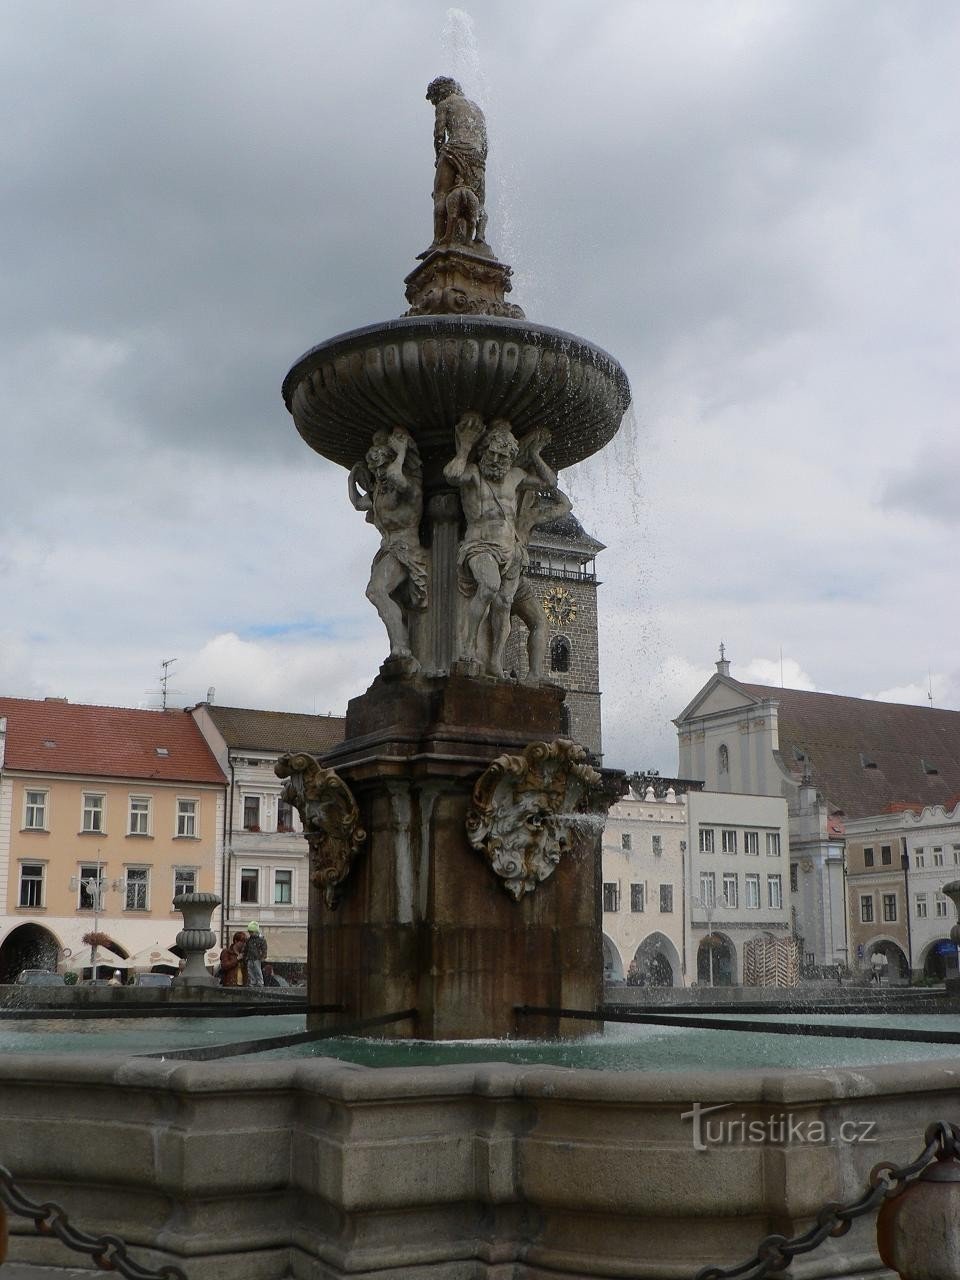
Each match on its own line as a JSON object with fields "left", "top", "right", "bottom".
{"left": 0, "top": 1164, "right": 187, "bottom": 1280}
{"left": 695, "top": 1121, "right": 960, "bottom": 1280}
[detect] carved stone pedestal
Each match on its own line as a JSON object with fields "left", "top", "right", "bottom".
{"left": 309, "top": 674, "right": 607, "bottom": 1040}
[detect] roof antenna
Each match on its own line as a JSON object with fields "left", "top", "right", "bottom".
{"left": 160, "top": 658, "right": 178, "bottom": 712}
{"left": 780, "top": 646, "right": 784, "bottom": 688}
{"left": 928, "top": 672, "right": 934, "bottom": 709}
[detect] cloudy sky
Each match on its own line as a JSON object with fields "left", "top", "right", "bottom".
{"left": 2, "top": 0, "right": 957, "bottom": 771}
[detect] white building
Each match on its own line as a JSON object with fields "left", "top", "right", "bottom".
{"left": 601, "top": 780, "right": 687, "bottom": 986}
{"left": 685, "top": 789, "right": 792, "bottom": 985}
{"left": 190, "top": 703, "right": 345, "bottom": 966}
{"left": 601, "top": 775, "right": 791, "bottom": 987}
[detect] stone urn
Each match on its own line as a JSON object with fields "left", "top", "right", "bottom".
{"left": 172, "top": 891, "right": 221, "bottom": 987}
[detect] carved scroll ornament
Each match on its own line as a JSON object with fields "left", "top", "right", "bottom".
{"left": 466, "top": 739, "right": 603, "bottom": 899}
{"left": 274, "top": 753, "right": 366, "bottom": 909}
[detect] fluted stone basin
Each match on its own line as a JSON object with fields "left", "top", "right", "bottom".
{"left": 282, "top": 314, "right": 631, "bottom": 472}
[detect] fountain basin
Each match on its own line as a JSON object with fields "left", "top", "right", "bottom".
{"left": 281, "top": 314, "right": 632, "bottom": 472}
{"left": 2, "top": 1045, "right": 955, "bottom": 1280}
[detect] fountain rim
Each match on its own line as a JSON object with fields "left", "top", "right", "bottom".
{"left": 281, "top": 313, "right": 632, "bottom": 413}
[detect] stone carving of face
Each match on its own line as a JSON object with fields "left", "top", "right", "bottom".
{"left": 479, "top": 427, "right": 518, "bottom": 482}
{"left": 366, "top": 444, "right": 394, "bottom": 479}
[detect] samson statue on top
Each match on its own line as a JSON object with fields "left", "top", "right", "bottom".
{"left": 426, "top": 75, "right": 488, "bottom": 248}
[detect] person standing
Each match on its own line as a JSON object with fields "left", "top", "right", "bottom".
{"left": 219, "top": 931, "right": 247, "bottom": 987}
{"left": 870, "top": 950, "right": 885, "bottom": 986}
{"left": 244, "top": 921, "right": 268, "bottom": 987}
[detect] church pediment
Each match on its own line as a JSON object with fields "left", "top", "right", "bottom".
{"left": 673, "top": 675, "right": 767, "bottom": 725}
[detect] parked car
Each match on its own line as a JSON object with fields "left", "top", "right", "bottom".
{"left": 15, "top": 969, "right": 66, "bottom": 986}
{"left": 132, "top": 972, "right": 173, "bottom": 988}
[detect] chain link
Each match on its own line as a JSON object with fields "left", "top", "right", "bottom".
{"left": 695, "top": 1121, "right": 960, "bottom": 1280}
{"left": 0, "top": 1165, "right": 187, "bottom": 1280}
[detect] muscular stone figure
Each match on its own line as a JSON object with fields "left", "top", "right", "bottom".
{"left": 426, "top": 75, "right": 488, "bottom": 247}
{"left": 444, "top": 414, "right": 556, "bottom": 677}
{"left": 511, "top": 485, "right": 574, "bottom": 681}
{"left": 348, "top": 428, "right": 427, "bottom": 666}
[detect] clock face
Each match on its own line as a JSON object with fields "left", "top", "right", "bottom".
{"left": 543, "top": 586, "right": 577, "bottom": 627}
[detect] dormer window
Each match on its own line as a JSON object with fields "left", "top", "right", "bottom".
{"left": 859, "top": 753, "right": 878, "bottom": 770}
{"left": 921, "top": 758, "right": 939, "bottom": 776}
{"left": 155, "top": 747, "right": 169, "bottom": 757}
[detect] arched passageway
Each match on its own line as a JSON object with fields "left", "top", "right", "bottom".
{"left": 922, "top": 939, "right": 957, "bottom": 982}
{"left": 0, "top": 923, "right": 63, "bottom": 981}
{"left": 602, "top": 934, "right": 625, "bottom": 983}
{"left": 628, "top": 933, "right": 681, "bottom": 987}
{"left": 696, "top": 932, "right": 736, "bottom": 987}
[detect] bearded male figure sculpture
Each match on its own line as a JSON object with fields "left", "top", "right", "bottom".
{"left": 348, "top": 427, "right": 427, "bottom": 668}
{"left": 426, "top": 75, "right": 488, "bottom": 247}
{"left": 444, "top": 413, "right": 556, "bottom": 678}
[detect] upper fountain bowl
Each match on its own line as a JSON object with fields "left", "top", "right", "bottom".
{"left": 282, "top": 315, "right": 631, "bottom": 472}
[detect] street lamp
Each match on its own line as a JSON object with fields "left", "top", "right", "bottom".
{"left": 69, "top": 857, "right": 123, "bottom": 972}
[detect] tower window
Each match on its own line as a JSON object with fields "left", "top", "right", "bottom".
{"left": 550, "top": 636, "right": 570, "bottom": 673}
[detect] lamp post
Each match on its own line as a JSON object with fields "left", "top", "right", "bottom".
{"left": 69, "top": 857, "right": 123, "bottom": 973}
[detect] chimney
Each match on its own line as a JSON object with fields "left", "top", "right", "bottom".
{"left": 0, "top": 716, "right": 6, "bottom": 770}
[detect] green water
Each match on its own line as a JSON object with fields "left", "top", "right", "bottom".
{"left": 3, "top": 1013, "right": 960, "bottom": 1071}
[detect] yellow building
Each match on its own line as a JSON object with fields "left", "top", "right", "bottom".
{"left": 0, "top": 697, "right": 225, "bottom": 979}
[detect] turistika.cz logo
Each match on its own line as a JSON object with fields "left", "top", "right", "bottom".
{"left": 681, "top": 1102, "right": 878, "bottom": 1152}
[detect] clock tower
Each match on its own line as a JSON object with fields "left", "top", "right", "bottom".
{"left": 504, "top": 512, "right": 605, "bottom": 759}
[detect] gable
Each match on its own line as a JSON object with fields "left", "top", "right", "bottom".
{"left": 674, "top": 675, "right": 765, "bottom": 725}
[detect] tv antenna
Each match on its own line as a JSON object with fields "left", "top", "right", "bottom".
{"left": 154, "top": 657, "right": 182, "bottom": 711}
{"left": 928, "top": 672, "right": 934, "bottom": 709}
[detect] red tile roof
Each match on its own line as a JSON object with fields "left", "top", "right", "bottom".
{"left": 203, "top": 705, "right": 346, "bottom": 755}
{"left": 0, "top": 697, "right": 226, "bottom": 784}
{"left": 738, "top": 683, "right": 960, "bottom": 820}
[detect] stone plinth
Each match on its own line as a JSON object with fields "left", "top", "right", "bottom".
{"left": 404, "top": 244, "right": 524, "bottom": 319}
{"left": 312, "top": 674, "right": 603, "bottom": 1040}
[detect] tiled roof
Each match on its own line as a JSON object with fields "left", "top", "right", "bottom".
{"left": 0, "top": 697, "right": 226, "bottom": 784}
{"left": 739, "top": 683, "right": 960, "bottom": 820}
{"left": 530, "top": 513, "right": 605, "bottom": 553}
{"left": 203, "top": 705, "right": 346, "bottom": 755}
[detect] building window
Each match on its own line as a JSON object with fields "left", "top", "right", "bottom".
{"left": 722, "top": 873, "right": 738, "bottom": 909}
{"left": 550, "top": 636, "right": 570, "bottom": 673}
{"left": 721, "top": 829, "right": 738, "bottom": 855}
{"left": 881, "top": 846, "right": 892, "bottom": 866}
{"left": 82, "top": 793, "right": 104, "bottom": 833}
{"left": 768, "top": 875, "right": 783, "bottom": 910}
{"left": 915, "top": 894, "right": 928, "bottom": 919}
{"left": 934, "top": 850, "right": 945, "bottom": 868}
{"left": 954, "top": 849, "right": 960, "bottom": 867}
{"left": 659, "top": 884, "right": 673, "bottom": 912}
{"left": 699, "top": 872, "right": 716, "bottom": 909}
{"left": 699, "top": 828, "right": 715, "bottom": 854}
{"left": 24, "top": 790, "right": 48, "bottom": 831}
{"left": 240, "top": 868, "right": 259, "bottom": 904}
{"left": 630, "top": 883, "right": 645, "bottom": 912}
{"left": 177, "top": 799, "right": 198, "bottom": 838}
{"left": 936, "top": 898, "right": 949, "bottom": 918}
{"left": 243, "top": 796, "right": 261, "bottom": 832}
{"left": 18, "top": 863, "right": 44, "bottom": 908}
{"left": 128, "top": 796, "right": 151, "bottom": 836}
{"left": 125, "top": 867, "right": 149, "bottom": 911}
{"left": 915, "top": 852, "right": 925, "bottom": 869}
{"left": 651, "top": 834, "right": 662, "bottom": 857}
{"left": 277, "top": 799, "right": 294, "bottom": 834}
{"left": 174, "top": 867, "right": 197, "bottom": 898}
{"left": 620, "top": 832, "right": 632, "bottom": 851}
{"left": 744, "top": 831, "right": 759, "bottom": 856}
{"left": 863, "top": 848, "right": 875, "bottom": 868}
{"left": 78, "top": 864, "right": 103, "bottom": 910}
{"left": 860, "top": 895, "right": 874, "bottom": 924}
{"left": 602, "top": 882, "right": 620, "bottom": 913}
{"left": 790, "top": 863, "right": 799, "bottom": 893}
{"left": 745, "top": 874, "right": 760, "bottom": 909}
{"left": 766, "top": 832, "right": 781, "bottom": 857}
{"left": 274, "top": 869, "right": 293, "bottom": 904}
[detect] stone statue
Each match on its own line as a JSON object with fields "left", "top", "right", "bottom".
{"left": 443, "top": 414, "right": 557, "bottom": 678}
{"left": 426, "top": 76, "right": 488, "bottom": 248}
{"left": 275, "top": 753, "right": 366, "bottom": 909}
{"left": 511, "top": 483, "right": 573, "bottom": 681}
{"left": 466, "top": 739, "right": 604, "bottom": 898}
{"left": 348, "top": 427, "right": 428, "bottom": 667}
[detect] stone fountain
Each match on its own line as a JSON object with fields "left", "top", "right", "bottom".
{"left": 279, "top": 75, "right": 630, "bottom": 1040}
